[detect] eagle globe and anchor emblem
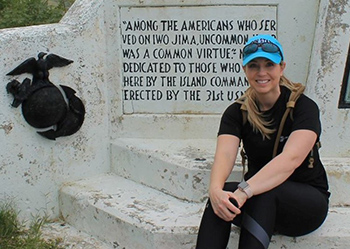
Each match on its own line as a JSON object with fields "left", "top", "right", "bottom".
{"left": 6, "top": 52, "right": 85, "bottom": 140}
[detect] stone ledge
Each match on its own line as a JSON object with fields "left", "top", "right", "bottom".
{"left": 60, "top": 173, "right": 350, "bottom": 249}
{"left": 110, "top": 138, "right": 226, "bottom": 202}
{"left": 110, "top": 138, "right": 350, "bottom": 206}
{"left": 59, "top": 173, "right": 204, "bottom": 249}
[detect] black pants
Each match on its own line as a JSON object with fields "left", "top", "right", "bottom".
{"left": 196, "top": 181, "right": 329, "bottom": 249}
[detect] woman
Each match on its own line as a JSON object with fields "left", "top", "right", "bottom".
{"left": 196, "top": 34, "right": 330, "bottom": 249}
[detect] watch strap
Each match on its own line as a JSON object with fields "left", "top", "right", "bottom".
{"left": 238, "top": 181, "right": 253, "bottom": 198}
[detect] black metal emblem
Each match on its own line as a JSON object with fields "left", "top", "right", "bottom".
{"left": 6, "top": 52, "right": 85, "bottom": 140}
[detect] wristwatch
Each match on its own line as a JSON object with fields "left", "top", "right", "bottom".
{"left": 238, "top": 180, "right": 253, "bottom": 198}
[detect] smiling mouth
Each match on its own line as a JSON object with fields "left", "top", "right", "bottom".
{"left": 256, "top": 80, "right": 270, "bottom": 84}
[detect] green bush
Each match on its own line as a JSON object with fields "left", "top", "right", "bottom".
{"left": 0, "top": 202, "right": 64, "bottom": 249}
{"left": 0, "top": 202, "right": 22, "bottom": 238}
{"left": 0, "top": 0, "right": 74, "bottom": 29}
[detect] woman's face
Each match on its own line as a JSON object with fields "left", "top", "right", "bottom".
{"left": 243, "top": 58, "right": 285, "bottom": 96}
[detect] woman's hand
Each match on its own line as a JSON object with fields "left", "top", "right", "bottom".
{"left": 209, "top": 187, "right": 242, "bottom": 222}
{"left": 208, "top": 134, "right": 242, "bottom": 221}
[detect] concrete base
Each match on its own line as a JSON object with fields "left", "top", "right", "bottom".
{"left": 59, "top": 139, "right": 350, "bottom": 249}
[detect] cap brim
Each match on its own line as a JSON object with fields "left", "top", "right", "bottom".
{"left": 243, "top": 51, "right": 282, "bottom": 66}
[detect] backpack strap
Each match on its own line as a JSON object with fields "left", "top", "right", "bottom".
{"left": 271, "top": 84, "right": 320, "bottom": 168}
{"left": 240, "top": 103, "right": 248, "bottom": 126}
{"left": 308, "top": 141, "right": 321, "bottom": 168}
{"left": 272, "top": 83, "right": 305, "bottom": 157}
{"left": 240, "top": 103, "right": 248, "bottom": 180}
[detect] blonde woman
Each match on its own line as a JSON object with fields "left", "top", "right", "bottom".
{"left": 196, "top": 35, "right": 330, "bottom": 249}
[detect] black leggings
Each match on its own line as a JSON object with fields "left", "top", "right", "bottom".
{"left": 196, "top": 181, "right": 329, "bottom": 249}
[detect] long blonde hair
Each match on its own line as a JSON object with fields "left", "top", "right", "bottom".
{"left": 236, "top": 75, "right": 304, "bottom": 140}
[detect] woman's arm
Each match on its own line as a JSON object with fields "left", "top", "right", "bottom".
{"left": 209, "top": 134, "right": 241, "bottom": 221}
{"left": 242, "top": 129, "right": 317, "bottom": 198}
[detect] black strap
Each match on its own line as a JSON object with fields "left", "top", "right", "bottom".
{"left": 242, "top": 213, "right": 270, "bottom": 249}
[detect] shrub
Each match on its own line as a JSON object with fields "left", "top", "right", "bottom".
{"left": 0, "top": 202, "right": 63, "bottom": 249}
{"left": 0, "top": 0, "right": 74, "bottom": 29}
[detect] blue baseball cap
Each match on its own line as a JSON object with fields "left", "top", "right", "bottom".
{"left": 242, "top": 34, "right": 284, "bottom": 66}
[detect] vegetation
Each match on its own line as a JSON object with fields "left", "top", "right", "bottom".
{"left": 0, "top": 202, "right": 64, "bottom": 249}
{"left": 0, "top": 0, "right": 75, "bottom": 29}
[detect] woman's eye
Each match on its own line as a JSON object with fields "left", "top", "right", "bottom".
{"left": 248, "top": 63, "right": 258, "bottom": 68}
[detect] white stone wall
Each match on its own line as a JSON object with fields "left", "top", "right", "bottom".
{"left": 306, "top": 0, "right": 350, "bottom": 157}
{"left": 0, "top": 0, "right": 349, "bottom": 219}
{"left": 0, "top": 1, "right": 110, "bottom": 219}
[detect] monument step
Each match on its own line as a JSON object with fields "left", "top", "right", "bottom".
{"left": 110, "top": 138, "right": 232, "bottom": 203}
{"left": 59, "top": 173, "right": 350, "bottom": 249}
{"left": 59, "top": 173, "right": 203, "bottom": 249}
{"left": 111, "top": 138, "right": 350, "bottom": 206}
